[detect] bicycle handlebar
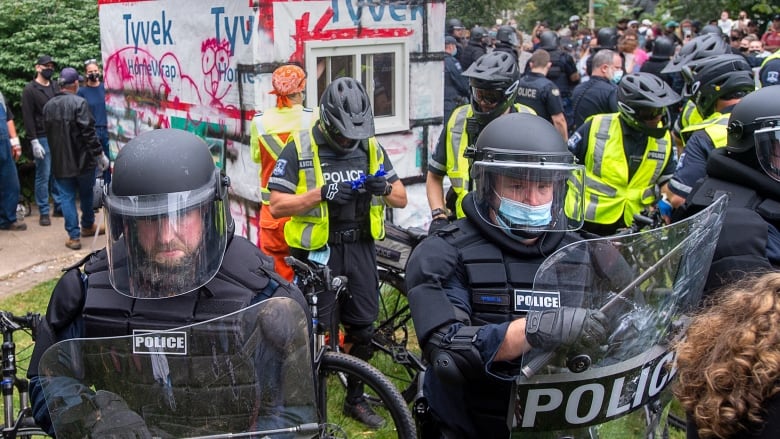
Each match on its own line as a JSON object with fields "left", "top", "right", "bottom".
{"left": 0, "top": 311, "right": 40, "bottom": 338}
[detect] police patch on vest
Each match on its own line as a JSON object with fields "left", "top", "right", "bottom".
{"left": 646, "top": 151, "right": 666, "bottom": 161}
{"left": 515, "top": 289, "right": 561, "bottom": 312}
{"left": 272, "top": 159, "right": 287, "bottom": 176}
{"left": 132, "top": 330, "right": 188, "bottom": 355}
{"left": 551, "top": 88, "right": 560, "bottom": 97}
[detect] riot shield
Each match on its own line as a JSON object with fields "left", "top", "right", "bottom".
{"left": 38, "top": 297, "right": 318, "bottom": 438}
{"left": 512, "top": 196, "right": 727, "bottom": 437}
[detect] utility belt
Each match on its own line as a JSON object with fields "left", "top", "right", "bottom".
{"left": 328, "top": 228, "right": 370, "bottom": 244}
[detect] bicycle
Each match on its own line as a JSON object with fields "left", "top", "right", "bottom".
{"left": 372, "top": 222, "right": 428, "bottom": 402}
{"left": 285, "top": 255, "right": 416, "bottom": 439}
{"left": 0, "top": 311, "right": 47, "bottom": 438}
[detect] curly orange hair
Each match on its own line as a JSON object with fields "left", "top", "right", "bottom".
{"left": 673, "top": 272, "right": 780, "bottom": 438}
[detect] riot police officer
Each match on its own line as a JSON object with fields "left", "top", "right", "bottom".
{"left": 27, "top": 129, "right": 310, "bottom": 436}
{"left": 492, "top": 25, "right": 519, "bottom": 61}
{"left": 409, "top": 113, "right": 609, "bottom": 438}
{"left": 515, "top": 49, "right": 568, "bottom": 139}
{"left": 459, "top": 26, "right": 488, "bottom": 71}
{"left": 536, "top": 30, "right": 580, "bottom": 128}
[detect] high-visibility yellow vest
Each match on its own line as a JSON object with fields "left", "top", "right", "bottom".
{"left": 444, "top": 103, "right": 536, "bottom": 218}
{"left": 680, "top": 112, "right": 730, "bottom": 148}
{"left": 679, "top": 100, "right": 703, "bottom": 132}
{"left": 283, "top": 130, "right": 386, "bottom": 250}
{"left": 250, "top": 105, "right": 317, "bottom": 204}
{"left": 565, "top": 114, "right": 671, "bottom": 226}
{"left": 761, "top": 51, "right": 780, "bottom": 68}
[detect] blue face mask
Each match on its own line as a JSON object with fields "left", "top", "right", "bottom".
{"left": 612, "top": 69, "right": 624, "bottom": 84}
{"left": 452, "top": 47, "right": 458, "bottom": 57}
{"left": 494, "top": 191, "right": 553, "bottom": 229}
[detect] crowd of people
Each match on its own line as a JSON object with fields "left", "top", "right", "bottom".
{"left": 1, "top": 55, "right": 108, "bottom": 250}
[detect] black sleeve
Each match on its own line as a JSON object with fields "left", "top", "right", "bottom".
{"left": 76, "top": 98, "right": 101, "bottom": 156}
{"left": 21, "top": 84, "right": 39, "bottom": 139}
{"left": 266, "top": 143, "right": 301, "bottom": 194}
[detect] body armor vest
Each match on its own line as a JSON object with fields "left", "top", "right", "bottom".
{"left": 444, "top": 221, "right": 592, "bottom": 326}
{"left": 79, "top": 238, "right": 295, "bottom": 434}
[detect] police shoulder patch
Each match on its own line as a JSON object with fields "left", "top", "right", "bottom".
{"left": 272, "top": 159, "right": 288, "bottom": 176}
{"left": 551, "top": 88, "right": 560, "bottom": 97}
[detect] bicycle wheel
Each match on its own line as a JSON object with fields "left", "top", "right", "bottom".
{"left": 317, "top": 351, "right": 416, "bottom": 439}
{"left": 371, "top": 268, "right": 424, "bottom": 402}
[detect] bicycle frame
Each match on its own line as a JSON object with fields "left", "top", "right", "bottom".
{"left": 0, "top": 311, "right": 44, "bottom": 438}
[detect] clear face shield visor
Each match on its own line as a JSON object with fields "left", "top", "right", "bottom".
{"left": 755, "top": 125, "right": 780, "bottom": 183}
{"left": 103, "top": 182, "right": 228, "bottom": 299}
{"left": 471, "top": 161, "right": 585, "bottom": 233}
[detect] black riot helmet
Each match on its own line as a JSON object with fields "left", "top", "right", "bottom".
{"left": 462, "top": 52, "right": 521, "bottom": 124}
{"left": 596, "top": 27, "right": 619, "bottom": 50}
{"left": 470, "top": 26, "right": 487, "bottom": 43}
{"left": 319, "top": 77, "right": 375, "bottom": 154}
{"left": 446, "top": 18, "right": 465, "bottom": 36}
{"left": 651, "top": 36, "right": 675, "bottom": 59}
{"left": 539, "top": 30, "right": 560, "bottom": 51}
{"left": 617, "top": 72, "right": 682, "bottom": 138}
{"left": 682, "top": 54, "right": 754, "bottom": 119}
{"left": 661, "top": 33, "right": 730, "bottom": 73}
{"left": 726, "top": 86, "right": 780, "bottom": 182}
{"left": 495, "top": 25, "right": 519, "bottom": 46}
{"left": 104, "top": 129, "right": 230, "bottom": 299}
{"left": 470, "top": 113, "right": 585, "bottom": 239}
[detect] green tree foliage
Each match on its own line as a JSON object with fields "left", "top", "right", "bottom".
{"left": 0, "top": 0, "right": 101, "bottom": 141}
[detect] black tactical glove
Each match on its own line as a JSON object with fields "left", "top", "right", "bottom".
{"left": 428, "top": 217, "right": 450, "bottom": 234}
{"left": 525, "top": 307, "right": 609, "bottom": 352}
{"left": 58, "top": 390, "right": 152, "bottom": 439}
{"left": 365, "top": 175, "right": 392, "bottom": 196}
{"left": 320, "top": 182, "right": 356, "bottom": 205}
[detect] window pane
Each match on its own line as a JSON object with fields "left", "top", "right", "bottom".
{"left": 316, "top": 55, "right": 353, "bottom": 102}
{"left": 363, "top": 53, "right": 395, "bottom": 117}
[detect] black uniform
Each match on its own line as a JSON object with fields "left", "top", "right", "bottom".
{"left": 407, "top": 194, "right": 629, "bottom": 437}
{"left": 570, "top": 76, "right": 618, "bottom": 132}
{"left": 515, "top": 72, "right": 564, "bottom": 123}
{"left": 675, "top": 148, "right": 780, "bottom": 294}
{"left": 459, "top": 40, "right": 487, "bottom": 72}
{"left": 444, "top": 53, "right": 469, "bottom": 124}
{"left": 28, "top": 233, "right": 311, "bottom": 435}
{"left": 492, "top": 43, "right": 518, "bottom": 61}
{"left": 267, "top": 126, "right": 399, "bottom": 328}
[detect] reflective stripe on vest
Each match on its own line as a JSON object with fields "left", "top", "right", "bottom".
{"left": 284, "top": 132, "right": 386, "bottom": 250}
{"left": 445, "top": 103, "right": 537, "bottom": 218}
{"left": 256, "top": 110, "right": 315, "bottom": 204}
{"left": 680, "top": 112, "right": 730, "bottom": 148}
{"left": 680, "top": 100, "right": 703, "bottom": 131}
{"left": 566, "top": 114, "right": 670, "bottom": 226}
{"left": 761, "top": 51, "right": 780, "bottom": 68}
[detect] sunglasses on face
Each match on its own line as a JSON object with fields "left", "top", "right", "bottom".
{"left": 473, "top": 88, "right": 505, "bottom": 105}
{"left": 635, "top": 107, "right": 664, "bottom": 121}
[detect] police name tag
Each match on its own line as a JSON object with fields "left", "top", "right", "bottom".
{"left": 514, "top": 289, "right": 561, "bottom": 312}
{"left": 132, "top": 330, "right": 188, "bottom": 355}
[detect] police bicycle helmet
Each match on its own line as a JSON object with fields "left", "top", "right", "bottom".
{"left": 661, "top": 33, "right": 730, "bottom": 74}
{"left": 104, "top": 129, "right": 230, "bottom": 298}
{"left": 318, "top": 77, "right": 375, "bottom": 154}
{"left": 726, "top": 86, "right": 780, "bottom": 182}
{"left": 470, "top": 113, "right": 585, "bottom": 240}
{"left": 681, "top": 54, "right": 754, "bottom": 119}
{"left": 617, "top": 72, "right": 682, "bottom": 138}
{"left": 462, "top": 51, "right": 521, "bottom": 124}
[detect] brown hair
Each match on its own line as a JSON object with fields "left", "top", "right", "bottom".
{"left": 673, "top": 272, "right": 780, "bottom": 438}
{"left": 530, "top": 49, "right": 551, "bottom": 68}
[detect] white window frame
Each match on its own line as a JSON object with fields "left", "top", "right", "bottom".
{"left": 305, "top": 38, "right": 409, "bottom": 134}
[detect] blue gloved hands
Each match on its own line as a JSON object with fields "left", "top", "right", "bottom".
{"left": 31, "top": 139, "right": 45, "bottom": 160}
{"left": 321, "top": 182, "right": 356, "bottom": 205}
